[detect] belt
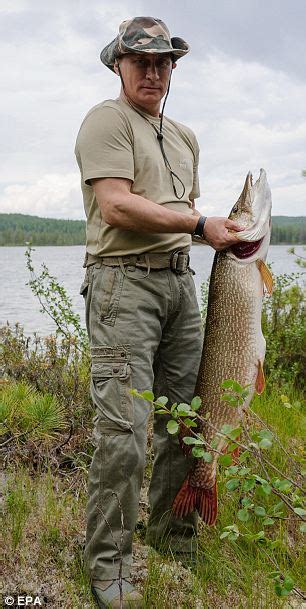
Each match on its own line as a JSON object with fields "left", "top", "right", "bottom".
{"left": 84, "top": 248, "right": 191, "bottom": 274}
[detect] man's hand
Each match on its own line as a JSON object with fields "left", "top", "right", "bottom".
{"left": 203, "top": 217, "right": 243, "bottom": 251}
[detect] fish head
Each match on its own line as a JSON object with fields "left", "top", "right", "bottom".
{"left": 229, "top": 171, "right": 253, "bottom": 229}
{"left": 227, "top": 168, "right": 272, "bottom": 263}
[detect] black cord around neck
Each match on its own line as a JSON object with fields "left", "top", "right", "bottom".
{"left": 117, "top": 64, "right": 186, "bottom": 200}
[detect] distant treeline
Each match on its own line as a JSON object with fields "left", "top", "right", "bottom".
{"left": 0, "top": 213, "right": 305, "bottom": 246}
{"left": 0, "top": 214, "right": 85, "bottom": 246}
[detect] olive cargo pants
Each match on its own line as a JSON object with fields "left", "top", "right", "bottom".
{"left": 80, "top": 260, "right": 203, "bottom": 581}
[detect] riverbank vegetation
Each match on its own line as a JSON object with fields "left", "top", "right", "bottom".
{"left": 1, "top": 213, "right": 306, "bottom": 246}
{"left": 1, "top": 258, "right": 305, "bottom": 607}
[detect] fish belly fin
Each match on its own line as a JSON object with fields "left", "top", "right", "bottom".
{"left": 231, "top": 443, "right": 240, "bottom": 462}
{"left": 172, "top": 478, "right": 218, "bottom": 526}
{"left": 256, "top": 259, "right": 273, "bottom": 295}
{"left": 221, "top": 441, "right": 240, "bottom": 463}
{"left": 255, "top": 360, "right": 265, "bottom": 394}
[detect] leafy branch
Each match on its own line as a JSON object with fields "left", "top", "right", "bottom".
{"left": 132, "top": 381, "right": 306, "bottom": 599}
{"left": 25, "top": 244, "right": 88, "bottom": 352}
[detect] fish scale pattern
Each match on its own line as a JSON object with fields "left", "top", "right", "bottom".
{"left": 191, "top": 253, "right": 263, "bottom": 489}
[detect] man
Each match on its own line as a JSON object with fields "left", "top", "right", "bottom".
{"left": 75, "top": 16, "right": 241, "bottom": 608}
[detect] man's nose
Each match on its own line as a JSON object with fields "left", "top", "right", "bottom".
{"left": 145, "top": 62, "right": 160, "bottom": 79}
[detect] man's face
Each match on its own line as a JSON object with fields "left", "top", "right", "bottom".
{"left": 115, "top": 52, "right": 175, "bottom": 112}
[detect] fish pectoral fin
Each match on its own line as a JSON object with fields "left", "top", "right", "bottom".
{"left": 255, "top": 360, "right": 265, "bottom": 394}
{"left": 172, "top": 478, "right": 218, "bottom": 526}
{"left": 256, "top": 259, "right": 273, "bottom": 295}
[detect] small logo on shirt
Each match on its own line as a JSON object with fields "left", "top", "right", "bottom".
{"left": 179, "top": 159, "right": 189, "bottom": 170}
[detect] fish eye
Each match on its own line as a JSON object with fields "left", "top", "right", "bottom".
{"left": 231, "top": 205, "right": 238, "bottom": 213}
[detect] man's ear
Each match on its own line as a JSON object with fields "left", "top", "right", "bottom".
{"left": 172, "top": 62, "right": 177, "bottom": 70}
{"left": 113, "top": 61, "right": 120, "bottom": 75}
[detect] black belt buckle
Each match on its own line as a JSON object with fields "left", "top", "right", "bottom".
{"left": 170, "top": 250, "right": 190, "bottom": 274}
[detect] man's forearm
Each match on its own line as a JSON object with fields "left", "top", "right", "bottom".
{"left": 96, "top": 185, "right": 198, "bottom": 234}
{"left": 92, "top": 177, "right": 243, "bottom": 250}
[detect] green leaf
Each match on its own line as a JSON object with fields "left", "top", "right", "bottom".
{"left": 177, "top": 403, "right": 193, "bottom": 417}
{"left": 272, "top": 501, "right": 284, "bottom": 514}
{"left": 258, "top": 438, "right": 272, "bottom": 450}
{"left": 227, "top": 465, "right": 239, "bottom": 475}
{"left": 192, "top": 446, "right": 206, "bottom": 458}
{"left": 221, "top": 393, "right": 239, "bottom": 406}
{"left": 226, "top": 478, "right": 240, "bottom": 491}
{"left": 237, "top": 508, "right": 250, "bottom": 522}
{"left": 155, "top": 396, "right": 168, "bottom": 406}
{"left": 228, "top": 442, "right": 239, "bottom": 452}
{"left": 210, "top": 437, "right": 219, "bottom": 449}
{"left": 228, "top": 427, "right": 242, "bottom": 440}
{"left": 154, "top": 409, "right": 168, "bottom": 414}
{"left": 202, "top": 452, "right": 213, "bottom": 463}
{"left": 261, "top": 483, "right": 272, "bottom": 495}
{"left": 242, "top": 479, "right": 256, "bottom": 492}
{"left": 283, "top": 575, "right": 294, "bottom": 592}
{"left": 183, "top": 436, "right": 203, "bottom": 446}
{"left": 299, "top": 523, "right": 306, "bottom": 533}
{"left": 280, "top": 394, "right": 289, "bottom": 402}
{"left": 241, "top": 497, "right": 253, "bottom": 507}
{"left": 166, "top": 420, "right": 179, "bottom": 435}
{"left": 220, "top": 423, "right": 234, "bottom": 435}
{"left": 254, "top": 506, "right": 266, "bottom": 517}
{"left": 221, "top": 379, "right": 243, "bottom": 393}
{"left": 183, "top": 418, "right": 197, "bottom": 428}
{"left": 238, "top": 451, "right": 249, "bottom": 464}
{"left": 263, "top": 518, "right": 275, "bottom": 526}
{"left": 191, "top": 396, "right": 202, "bottom": 411}
{"left": 219, "top": 454, "right": 232, "bottom": 466}
{"left": 269, "top": 571, "right": 281, "bottom": 580}
{"left": 142, "top": 390, "right": 154, "bottom": 402}
{"left": 227, "top": 532, "right": 239, "bottom": 541}
{"left": 293, "top": 507, "right": 306, "bottom": 516}
{"left": 277, "top": 480, "right": 292, "bottom": 493}
{"left": 238, "top": 467, "right": 251, "bottom": 477}
{"left": 258, "top": 429, "right": 273, "bottom": 440}
{"left": 170, "top": 403, "right": 178, "bottom": 413}
{"left": 220, "top": 531, "right": 230, "bottom": 539}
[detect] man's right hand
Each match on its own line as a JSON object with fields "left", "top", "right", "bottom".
{"left": 203, "top": 217, "right": 243, "bottom": 251}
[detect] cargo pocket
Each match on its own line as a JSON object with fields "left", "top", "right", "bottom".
{"left": 91, "top": 345, "right": 134, "bottom": 433}
{"left": 92, "top": 266, "right": 124, "bottom": 326}
{"left": 79, "top": 267, "right": 91, "bottom": 298}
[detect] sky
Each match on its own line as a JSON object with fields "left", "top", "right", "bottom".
{"left": 0, "top": 0, "right": 305, "bottom": 220}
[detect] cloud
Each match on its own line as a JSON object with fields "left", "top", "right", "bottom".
{"left": 0, "top": 174, "right": 81, "bottom": 219}
{"left": 0, "top": 1, "right": 305, "bottom": 220}
{"left": 168, "top": 53, "right": 306, "bottom": 215}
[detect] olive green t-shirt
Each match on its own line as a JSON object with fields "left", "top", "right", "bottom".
{"left": 75, "top": 98, "right": 200, "bottom": 256}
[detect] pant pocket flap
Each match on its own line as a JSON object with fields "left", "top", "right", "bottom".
{"left": 92, "top": 361, "right": 129, "bottom": 379}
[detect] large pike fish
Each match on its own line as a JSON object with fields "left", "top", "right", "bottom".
{"left": 173, "top": 168, "right": 273, "bottom": 525}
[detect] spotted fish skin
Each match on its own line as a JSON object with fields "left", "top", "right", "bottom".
{"left": 173, "top": 169, "right": 272, "bottom": 525}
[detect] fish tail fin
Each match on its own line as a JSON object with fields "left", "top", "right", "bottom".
{"left": 195, "top": 481, "right": 218, "bottom": 525}
{"left": 172, "top": 478, "right": 218, "bottom": 526}
{"left": 172, "top": 477, "right": 197, "bottom": 518}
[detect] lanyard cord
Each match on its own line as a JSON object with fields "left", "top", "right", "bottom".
{"left": 117, "top": 65, "right": 186, "bottom": 200}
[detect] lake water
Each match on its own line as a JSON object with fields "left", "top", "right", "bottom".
{"left": 0, "top": 245, "right": 304, "bottom": 336}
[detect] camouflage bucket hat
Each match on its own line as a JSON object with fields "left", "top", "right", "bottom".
{"left": 100, "top": 16, "right": 190, "bottom": 72}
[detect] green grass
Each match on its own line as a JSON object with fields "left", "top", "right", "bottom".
{"left": 1, "top": 383, "right": 305, "bottom": 608}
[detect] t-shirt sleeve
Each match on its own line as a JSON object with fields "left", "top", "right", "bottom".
{"left": 190, "top": 135, "right": 200, "bottom": 200}
{"left": 75, "top": 105, "right": 134, "bottom": 185}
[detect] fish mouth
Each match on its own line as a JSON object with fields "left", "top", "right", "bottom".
{"left": 231, "top": 237, "right": 264, "bottom": 259}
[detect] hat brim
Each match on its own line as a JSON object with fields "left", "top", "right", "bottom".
{"left": 100, "top": 36, "right": 190, "bottom": 72}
